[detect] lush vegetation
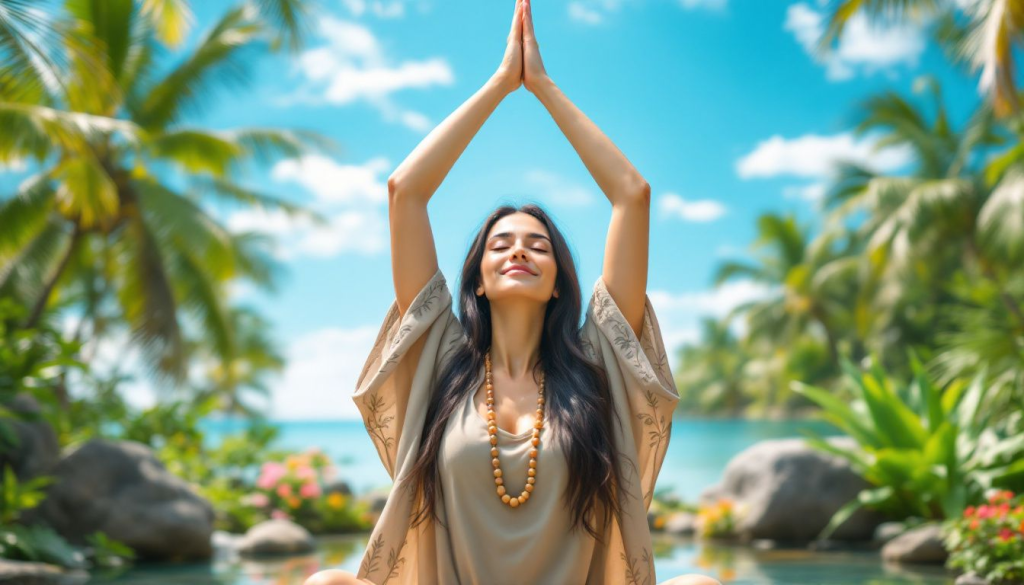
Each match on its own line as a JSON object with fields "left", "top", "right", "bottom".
{"left": 945, "top": 491, "right": 1024, "bottom": 584}
{"left": 675, "top": 0, "right": 1024, "bottom": 419}
{"left": 795, "top": 356, "right": 1024, "bottom": 537}
{"left": 0, "top": 0, "right": 369, "bottom": 571}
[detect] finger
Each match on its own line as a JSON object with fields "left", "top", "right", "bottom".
{"left": 522, "top": 0, "right": 536, "bottom": 43}
{"left": 509, "top": 0, "right": 523, "bottom": 40}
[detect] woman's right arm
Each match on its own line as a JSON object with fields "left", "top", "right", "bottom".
{"left": 389, "top": 0, "right": 525, "bottom": 318}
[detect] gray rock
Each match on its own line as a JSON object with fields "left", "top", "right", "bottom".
{"left": 955, "top": 573, "right": 990, "bottom": 585}
{"left": 664, "top": 512, "right": 697, "bottom": 536}
{"left": 0, "top": 394, "right": 60, "bottom": 480}
{"left": 699, "top": 437, "right": 884, "bottom": 542}
{"left": 236, "top": 519, "right": 315, "bottom": 557}
{"left": 881, "top": 524, "right": 948, "bottom": 564}
{"left": 0, "top": 559, "right": 88, "bottom": 585}
{"left": 22, "top": 439, "right": 215, "bottom": 561}
{"left": 874, "top": 521, "right": 907, "bottom": 545}
{"left": 323, "top": 479, "right": 352, "bottom": 497}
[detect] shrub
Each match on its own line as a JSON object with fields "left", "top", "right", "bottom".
{"left": 945, "top": 490, "right": 1024, "bottom": 584}
{"left": 793, "top": 355, "right": 1024, "bottom": 538}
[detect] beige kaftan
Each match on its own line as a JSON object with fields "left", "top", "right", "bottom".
{"left": 353, "top": 268, "right": 679, "bottom": 585}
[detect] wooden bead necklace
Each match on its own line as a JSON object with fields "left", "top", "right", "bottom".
{"left": 485, "top": 349, "right": 545, "bottom": 509}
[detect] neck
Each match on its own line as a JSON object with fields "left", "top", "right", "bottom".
{"left": 488, "top": 298, "right": 546, "bottom": 380}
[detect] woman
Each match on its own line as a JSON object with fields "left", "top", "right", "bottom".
{"left": 305, "top": 1, "right": 720, "bottom": 584}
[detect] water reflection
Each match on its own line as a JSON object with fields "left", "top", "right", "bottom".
{"left": 90, "top": 533, "right": 956, "bottom": 584}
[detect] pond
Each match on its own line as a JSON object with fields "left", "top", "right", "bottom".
{"left": 88, "top": 534, "right": 955, "bottom": 584}
{"left": 85, "top": 417, "right": 948, "bottom": 584}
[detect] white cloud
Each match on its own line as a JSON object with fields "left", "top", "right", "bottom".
{"left": 272, "top": 154, "right": 390, "bottom": 205}
{"left": 225, "top": 155, "right": 391, "bottom": 259}
{"left": 785, "top": 2, "right": 926, "bottom": 81}
{"left": 283, "top": 17, "right": 454, "bottom": 131}
{"left": 227, "top": 207, "right": 387, "bottom": 259}
{"left": 657, "top": 193, "right": 727, "bottom": 222}
{"left": 782, "top": 182, "right": 827, "bottom": 204}
{"left": 523, "top": 170, "right": 596, "bottom": 207}
{"left": 736, "top": 132, "right": 913, "bottom": 179}
{"left": 648, "top": 279, "right": 775, "bottom": 367}
{"left": 270, "top": 326, "right": 382, "bottom": 420}
{"left": 568, "top": 2, "right": 603, "bottom": 24}
{"left": 340, "top": 0, "right": 406, "bottom": 18}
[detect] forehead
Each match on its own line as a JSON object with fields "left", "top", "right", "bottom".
{"left": 487, "top": 213, "right": 549, "bottom": 239}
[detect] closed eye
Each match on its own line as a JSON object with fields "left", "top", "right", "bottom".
{"left": 493, "top": 247, "right": 547, "bottom": 253}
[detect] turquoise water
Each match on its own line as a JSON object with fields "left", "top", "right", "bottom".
{"left": 90, "top": 534, "right": 955, "bottom": 584}
{"left": 93, "top": 418, "right": 953, "bottom": 584}
{"left": 198, "top": 416, "right": 843, "bottom": 501}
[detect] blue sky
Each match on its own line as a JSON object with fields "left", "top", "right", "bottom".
{"left": 3, "top": 0, "right": 986, "bottom": 419}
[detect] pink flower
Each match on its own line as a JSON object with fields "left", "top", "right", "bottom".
{"left": 277, "top": 484, "right": 293, "bottom": 498}
{"left": 257, "top": 462, "right": 287, "bottom": 489}
{"left": 300, "top": 482, "right": 321, "bottom": 499}
{"left": 999, "top": 528, "right": 1013, "bottom": 542}
{"left": 249, "top": 493, "right": 270, "bottom": 507}
{"left": 271, "top": 509, "right": 290, "bottom": 520}
{"left": 296, "top": 465, "right": 317, "bottom": 480}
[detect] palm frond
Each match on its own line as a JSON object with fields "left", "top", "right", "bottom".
{"left": 133, "top": 5, "right": 263, "bottom": 130}
{"left": 139, "top": 0, "right": 195, "bottom": 48}
{"left": 978, "top": 164, "right": 1024, "bottom": 264}
{"left": 252, "top": 0, "right": 315, "bottom": 52}
{"left": 0, "top": 172, "right": 56, "bottom": 260}
{"left": 0, "top": 102, "right": 144, "bottom": 160}
{"left": 116, "top": 210, "right": 185, "bottom": 383}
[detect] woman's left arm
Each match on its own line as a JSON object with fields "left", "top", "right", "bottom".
{"left": 521, "top": 0, "right": 650, "bottom": 337}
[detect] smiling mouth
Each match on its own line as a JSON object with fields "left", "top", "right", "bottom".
{"left": 504, "top": 268, "right": 534, "bottom": 276}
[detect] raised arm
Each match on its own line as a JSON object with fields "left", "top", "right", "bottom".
{"left": 520, "top": 0, "right": 651, "bottom": 337}
{"left": 388, "top": 0, "right": 525, "bottom": 318}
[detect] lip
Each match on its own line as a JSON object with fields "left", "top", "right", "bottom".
{"left": 502, "top": 265, "right": 536, "bottom": 275}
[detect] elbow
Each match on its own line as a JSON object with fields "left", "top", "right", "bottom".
{"left": 387, "top": 175, "right": 401, "bottom": 203}
{"left": 615, "top": 176, "right": 651, "bottom": 207}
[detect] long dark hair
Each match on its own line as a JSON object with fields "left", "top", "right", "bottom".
{"left": 406, "top": 203, "right": 625, "bottom": 542}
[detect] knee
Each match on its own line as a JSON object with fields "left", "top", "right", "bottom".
{"left": 660, "top": 575, "right": 723, "bottom": 585}
{"left": 304, "top": 569, "right": 371, "bottom": 585}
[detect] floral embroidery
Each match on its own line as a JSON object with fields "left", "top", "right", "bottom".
{"left": 620, "top": 547, "right": 653, "bottom": 585}
{"left": 359, "top": 534, "right": 408, "bottom": 584}
{"left": 363, "top": 392, "right": 396, "bottom": 475}
{"left": 636, "top": 389, "right": 671, "bottom": 506}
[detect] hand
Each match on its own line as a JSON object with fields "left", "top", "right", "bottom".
{"left": 522, "top": 0, "right": 550, "bottom": 94}
{"left": 494, "top": 0, "right": 524, "bottom": 95}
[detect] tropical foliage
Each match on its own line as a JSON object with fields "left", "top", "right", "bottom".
{"left": 794, "top": 356, "right": 1024, "bottom": 537}
{"left": 945, "top": 490, "right": 1024, "bottom": 584}
{"left": 678, "top": 74, "right": 1024, "bottom": 416}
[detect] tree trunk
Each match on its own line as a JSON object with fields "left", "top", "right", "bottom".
{"left": 24, "top": 224, "right": 83, "bottom": 330}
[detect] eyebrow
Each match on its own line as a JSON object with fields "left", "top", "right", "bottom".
{"left": 487, "top": 232, "right": 551, "bottom": 243}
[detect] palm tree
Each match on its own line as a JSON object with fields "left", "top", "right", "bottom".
{"left": 0, "top": 0, "right": 329, "bottom": 386}
{"left": 817, "top": 0, "right": 1024, "bottom": 116}
{"left": 674, "top": 318, "right": 750, "bottom": 414}
{"left": 192, "top": 306, "right": 286, "bottom": 418}
{"left": 823, "top": 76, "right": 1023, "bottom": 334}
{"left": 715, "top": 213, "right": 858, "bottom": 366}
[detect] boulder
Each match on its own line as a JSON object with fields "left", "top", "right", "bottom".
{"left": 23, "top": 439, "right": 215, "bottom": 561}
{"left": 0, "top": 394, "right": 60, "bottom": 480}
{"left": 955, "top": 574, "right": 990, "bottom": 585}
{"left": 323, "top": 479, "right": 352, "bottom": 497}
{"left": 236, "top": 519, "right": 315, "bottom": 557}
{"left": 881, "top": 524, "right": 948, "bottom": 565}
{"left": 699, "top": 437, "right": 884, "bottom": 541}
{"left": 873, "top": 521, "right": 907, "bottom": 546}
{"left": 0, "top": 559, "right": 88, "bottom": 585}
{"left": 664, "top": 512, "right": 697, "bottom": 536}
